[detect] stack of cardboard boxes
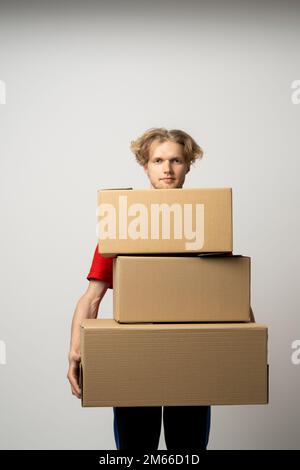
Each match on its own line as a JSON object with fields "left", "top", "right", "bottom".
{"left": 80, "top": 188, "right": 268, "bottom": 407}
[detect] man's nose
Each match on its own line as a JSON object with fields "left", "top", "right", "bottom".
{"left": 163, "top": 160, "right": 172, "bottom": 173}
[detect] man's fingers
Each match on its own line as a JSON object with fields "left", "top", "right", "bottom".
{"left": 71, "top": 388, "right": 81, "bottom": 398}
{"left": 68, "top": 362, "right": 82, "bottom": 398}
{"left": 72, "top": 387, "right": 81, "bottom": 399}
{"left": 70, "top": 379, "right": 81, "bottom": 398}
{"left": 69, "top": 372, "right": 81, "bottom": 394}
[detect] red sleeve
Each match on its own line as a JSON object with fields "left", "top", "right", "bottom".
{"left": 86, "top": 244, "right": 114, "bottom": 289}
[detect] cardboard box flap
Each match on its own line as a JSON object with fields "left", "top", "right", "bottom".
{"left": 80, "top": 319, "right": 267, "bottom": 331}
{"left": 196, "top": 252, "right": 236, "bottom": 257}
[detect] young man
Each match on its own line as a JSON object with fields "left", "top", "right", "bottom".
{"left": 67, "top": 127, "right": 211, "bottom": 450}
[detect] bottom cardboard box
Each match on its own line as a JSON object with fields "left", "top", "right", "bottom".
{"left": 80, "top": 319, "right": 268, "bottom": 407}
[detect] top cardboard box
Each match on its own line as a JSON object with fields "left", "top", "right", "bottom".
{"left": 97, "top": 187, "right": 232, "bottom": 256}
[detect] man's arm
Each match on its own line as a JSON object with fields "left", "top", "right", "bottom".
{"left": 67, "top": 280, "right": 109, "bottom": 399}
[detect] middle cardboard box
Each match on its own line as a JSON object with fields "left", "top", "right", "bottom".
{"left": 113, "top": 254, "right": 250, "bottom": 323}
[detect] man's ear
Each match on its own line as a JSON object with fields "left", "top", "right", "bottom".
{"left": 143, "top": 163, "right": 148, "bottom": 174}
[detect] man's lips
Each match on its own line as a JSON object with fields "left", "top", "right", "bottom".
{"left": 161, "top": 177, "right": 175, "bottom": 181}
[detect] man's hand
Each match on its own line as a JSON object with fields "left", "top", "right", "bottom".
{"left": 67, "top": 280, "right": 109, "bottom": 400}
{"left": 67, "top": 351, "right": 82, "bottom": 399}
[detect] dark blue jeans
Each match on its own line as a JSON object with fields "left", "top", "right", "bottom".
{"left": 113, "top": 405, "right": 211, "bottom": 450}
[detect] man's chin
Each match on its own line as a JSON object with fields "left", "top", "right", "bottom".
{"left": 158, "top": 181, "right": 179, "bottom": 189}
{"left": 150, "top": 180, "right": 182, "bottom": 189}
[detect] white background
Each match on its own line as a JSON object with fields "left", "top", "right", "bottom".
{"left": 0, "top": 0, "right": 299, "bottom": 449}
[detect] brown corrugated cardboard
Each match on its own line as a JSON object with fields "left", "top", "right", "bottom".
{"left": 97, "top": 187, "right": 232, "bottom": 256}
{"left": 80, "top": 319, "right": 268, "bottom": 407}
{"left": 113, "top": 255, "right": 251, "bottom": 323}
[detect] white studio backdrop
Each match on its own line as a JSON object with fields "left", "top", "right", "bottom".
{"left": 0, "top": 0, "right": 299, "bottom": 449}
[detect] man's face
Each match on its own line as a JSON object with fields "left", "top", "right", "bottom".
{"left": 144, "top": 140, "right": 189, "bottom": 189}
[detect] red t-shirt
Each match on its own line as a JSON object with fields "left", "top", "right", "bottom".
{"left": 86, "top": 245, "right": 114, "bottom": 289}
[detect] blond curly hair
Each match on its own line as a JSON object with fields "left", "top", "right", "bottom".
{"left": 130, "top": 127, "right": 203, "bottom": 173}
